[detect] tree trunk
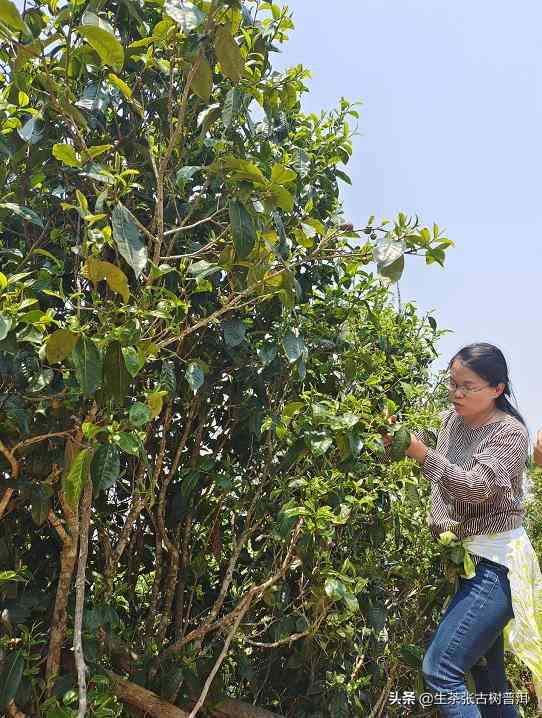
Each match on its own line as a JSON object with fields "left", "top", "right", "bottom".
{"left": 106, "top": 672, "right": 285, "bottom": 718}
{"left": 45, "top": 533, "right": 78, "bottom": 689}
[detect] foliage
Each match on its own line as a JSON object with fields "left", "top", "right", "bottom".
{"left": 0, "top": 0, "right": 460, "bottom": 716}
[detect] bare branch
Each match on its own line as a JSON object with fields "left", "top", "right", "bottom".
{"left": 163, "top": 209, "right": 227, "bottom": 238}
{"left": 188, "top": 595, "right": 253, "bottom": 718}
{"left": 12, "top": 431, "right": 70, "bottom": 454}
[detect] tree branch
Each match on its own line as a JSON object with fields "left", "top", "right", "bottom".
{"left": 75, "top": 480, "right": 93, "bottom": 718}
{"left": 188, "top": 595, "right": 253, "bottom": 718}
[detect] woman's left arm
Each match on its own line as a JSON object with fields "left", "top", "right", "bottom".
{"left": 406, "top": 428, "right": 528, "bottom": 504}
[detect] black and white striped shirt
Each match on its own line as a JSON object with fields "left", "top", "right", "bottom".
{"left": 422, "top": 408, "right": 529, "bottom": 541}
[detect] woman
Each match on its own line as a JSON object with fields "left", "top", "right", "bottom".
{"left": 386, "top": 343, "right": 542, "bottom": 717}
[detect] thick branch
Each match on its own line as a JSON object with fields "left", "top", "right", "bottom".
{"left": 106, "top": 672, "right": 285, "bottom": 718}
{"left": 106, "top": 672, "right": 190, "bottom": 718}
{"left": 0, "top": 440, "right": 19, "bottom": 521}
{"left": 75, "top": 480, "right": 93, "bottom": 718}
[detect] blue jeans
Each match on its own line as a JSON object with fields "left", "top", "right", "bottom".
{"left": 422, "top": 557, "right": 518, "bottom": 717}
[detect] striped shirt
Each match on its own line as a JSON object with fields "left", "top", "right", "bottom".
{"left": 421, "top": 408, "right": 529, "bottom": 542}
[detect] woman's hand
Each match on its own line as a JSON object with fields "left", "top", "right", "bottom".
{"left": 405, "top": 434, "right": 429, "bottom": 464}
{"left": 534, "top": 430, "right": 542, "bottom": 468}
{"left": 381, "top": 415, "right": 396, "bottom": 449}
{"left": 381, "top": 415, "right": 428, "bottom": 464}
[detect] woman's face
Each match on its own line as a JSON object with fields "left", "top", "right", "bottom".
{"left": 448, "top": 359, "right": 504, "bottom": 420}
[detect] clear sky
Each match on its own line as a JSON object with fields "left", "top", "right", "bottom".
{"left": 274, "top": 0, "right": 542, "bottom": 434}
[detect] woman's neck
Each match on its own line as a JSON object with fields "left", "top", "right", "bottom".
{"left": 462, "top": 404, "right": 499, "bottom": 428}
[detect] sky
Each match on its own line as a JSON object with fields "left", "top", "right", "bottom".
{"left": 273, "top": 0, "right": 542, "bottom": 434}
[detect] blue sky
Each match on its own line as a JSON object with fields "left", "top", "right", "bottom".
{"left": 274, "top": 0, "right": 542, "bottom": 434}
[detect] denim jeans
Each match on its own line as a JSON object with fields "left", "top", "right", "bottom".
{"left": 422, "top": 557, "right": 518, "bottom": 717}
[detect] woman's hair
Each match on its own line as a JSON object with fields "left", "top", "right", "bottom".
{"left": 449, "top": 342, "right": 526, "bottom": 427}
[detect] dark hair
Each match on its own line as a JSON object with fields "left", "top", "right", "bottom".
{"left": 448, "top": 342, "right": 526, "bottom": 427}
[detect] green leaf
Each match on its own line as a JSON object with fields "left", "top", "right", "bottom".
{"left": 191, "top": 55, "right": 213, "bottom": 102}
{"left": 72, "top": 335, "right": 102, "bottom": 396}
{"left": 86, "top": 143, "right": 113, "bottom": 159}
{"left": 257, "top": 344, "right": 277, "bottom": 365}
{"left": 215, "top": 24, "right": 244, "bottom": 83}
{"left": 399, "top": 644, "right": 424, "bottom": 669}
{"left": 76, "top": 25, "right": 124, "bottom": 73}
{"left": 0, "top": 571, "right": 20, "bottom": 585}
{"left": 335, "top": 169, "right": 352, "bottom": 185}
{"left": 0, "top": 651, "right": 24, "bottom": 710}
{"left": 31, "top": 492, "right": 50, "bottom": 527}
{"left": 62, "top": 448, "right": 91, "bottom": 509}
{"left": 52, "top": 143, "right": 80, "bottom": 167}
{"left": 268, "top": 184, "right": 294, "bottom": 212}
{"left": 0, "top": 0, "right": 25, "bottom": 31}
{"left": 46, "top": 329, "right": 80, "bottom": 364}
{"left": 107, "top": 72, "right": 132, "bottom": 98}
{"left": 0, "top": 203, "right": 43, "bottom": 228}
{"left": 83, "top": 257, "right": 130, "bottom": 302}
{"left": 111, "top": 203, "right": 148, "bottom": 276}
{"left": 122, "top": 346, "right": 145, "bottom": 377}
{"left": 91, "top": 443, "right": 120, "bottom": 493}
{"left": 185, "top": 362, "right": 204, "bottom": 393}
{"left": 129, "top": 402, "right": 151, "bottom": 427}
{"left": 343, "top": 592, "right": 359, "bottom": 613}
{"left": 222, "top": 319, "right": 246, "bottom": 347}
{"left": 164, "top": 0, "right": 205, "bottom": 31}
{"left": 0, "top": 315, "right": 11, "bottom": 341}
{"left": 160, "top": 360, "right": 177, "bottom": 395}
{"left": 324, "top": 578, "right": 346, "bottom": 601}
{"left": 390, "top": 427, "right": 411, "bottom": 461}
{"left": 222, "top": 87, "right": 242, "bottom": 129}
{"left": 283, "top": 401, "right": 304, "bottom": 419}
{"left": 306, "top": 431, "right": 332, "bottom": 457}
{"left": 438, "top": 531, "right": 458, "bottom": 547}
{"left": 147, "top": 391, "right": 166, "bottom": 418}
{"left": 176, "top": 165, "right": 201, "bottom": 187}
{"left": 222, "top": 158, "right": 267, "bottom": 184}
{"left": 198, "top": 103, "right": 221, "bottom": 134}
{"left": 80, "top": 163, "right": 115, "bottom": 186}
{"left": 115, "top": 432, "right": 140, "bottom": 456}
{"left": 103, "top": 341, "right": 131, "bottom": 404}
{"left": 229, "top": 200, "right": 255, "bottom": 258}
{"left": 282, "top": 331, "right": 305, "bottom": 363}
{"left": 368, "top": 604, "right": 387, "bottom": 632}
{"left": 271, "top": 163, "right": 297, "bottom": 185}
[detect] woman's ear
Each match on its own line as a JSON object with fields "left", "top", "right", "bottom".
{"left": 494, "top": 383, "right": 506, "bottom": 399}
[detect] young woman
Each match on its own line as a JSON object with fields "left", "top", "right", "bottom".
{"left": 385, "top": 343, "right": 542, "bottom": 717}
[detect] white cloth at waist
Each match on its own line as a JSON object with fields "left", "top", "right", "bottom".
{"left": 462, "top": 527, "right": 542, "bottom": 713}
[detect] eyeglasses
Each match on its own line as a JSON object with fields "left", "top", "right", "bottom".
{"left": 446, "top": 380, "right": 490, "bottom": 397}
